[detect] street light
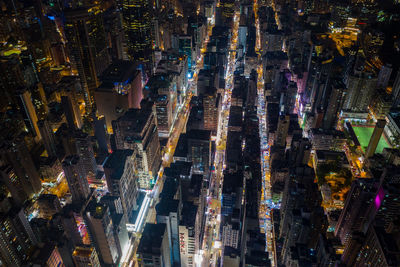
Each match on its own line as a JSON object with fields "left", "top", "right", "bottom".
{"left": 195, "top": 250, "right": 203, "bottom": 266}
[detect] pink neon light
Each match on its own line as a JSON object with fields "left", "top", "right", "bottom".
{"left": 375, "top": 187, "right": 384, "bottom": 210}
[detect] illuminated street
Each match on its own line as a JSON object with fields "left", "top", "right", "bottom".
{"left": 120, "top": 11, "right": 216, "bottom": 267}
{"left": 199, "top": 4, "right": 241, "bottom": 267}
{"left": 254, "top": 0, "right": 276, "bottom": 265}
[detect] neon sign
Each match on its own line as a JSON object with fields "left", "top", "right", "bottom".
{"left": 179, "top": 232, "right": 186, "bottom": 255}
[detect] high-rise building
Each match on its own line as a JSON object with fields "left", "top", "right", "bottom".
{"left": 308, "top": 128, "right": 346, "bottom": 151}
{"left": 155, "top": 95, "right": 173, "bottom": 135}
{"left": 156, "top": 198, "right": 180, "bottom": 266}
{"left": 186, "top": 130, "right": 212, "bottom": 176}
{"left": 343, "top": 72, "right": 377, "bottom": 112}
{"left": 0, "top": 137, "right": 42, "bottom": 202}
{"left": 362, "top": 29, "right": 385, "bottom": 63}
{"left": 103, "top": 8, "right": 125, "bottom": 61}
{"left": 0, "top": 165, "right": 29, "bottom": 204}
{"left": 365, "top": 119, "right": 386, "bottom": 158}
{"left": 203, "top": 87, "right": 220, "bottom": 133}
{"left": 355, "top": 225, "right": 400, "bottom": 267}
{"left": 375, "top": 167, "right": 400, "bottom": 231}
{"left": 391, "top": 69, "right": 400, "bottom": 107}
{"left": 17, "top": 89, "right": 42, "bottom": 142}
{"left": 335, "top": 179, "right": 376, "bottom": 244}
{"left": 29, "top": 242, "right": 65, "bottom": 267}
{"left": 145, "top": 72, "right": 178, "bottom": 136}
{"left": 94, "top": 116, "right": 109, "bottom": 154}
{"left": 307, "top": 59, "right": 333, "bottom": 115}
{"left": 179, "top": 202, "right": 199, "bottom": 267}
{"left": 330, "top": 4, "right": 351, "bottom": 28}
{"left": 112, "top": 105, "right": 161, "bottom": 189}
{"left": 156, "top": 176, "right": 182, "bottom": 266}
{"left": 323, "top": 79, "right": 345, "bottom": 130}
{"left": 340, "top": 231, "right": 365, "bottom": 266}
{"left": 221, "top": 171, "right": 243, "bottom": 217}
{"left": 37, "top": 194, "right": 62, "bottom": 219}
{"left": 122, "top": 0, "right": 154, "bottom": 65}
{"left": 102, "top": 199, "right": 129, "bottom": 262}
{"left": 377, "top": 64, "right": 392, "bottom": 89}
{"left": 315, "top": 234, "right": 342, "bottom": 266}
{"left": 72, "top": 246, "right": 101, "bottom": 267}
{"left": 0, "top": 56, "right": 25, "bottom": 111}
{"left": 222, "top": 221, "right": 240, "bottom": 249}
{"left": 56, "top": 124, "right": 77, "bottom": 157}
{"left": 103, "top": 150, "right": 139, "bottom": 220}
{"left": 61, "top": 94, "right": 82, "bottom": 131}
{"left": 262, "top": 29, "right": 284, "bottom": 52}
{"left": 238, "top": 25, "right": 248, "bottom": 54}
{"left": 38, "top": 119, "right": 58, "bottom": 157}
{"left": 340, "top": 167, "right": 400, "bottom": 266}
{"left": 74, "top": 130, "right": 97, "bottom": 178}
{"left": 83, "top": 200, "right": 120, "bottom": 265}
{"left": 228, "top": 106, "right": 243, "bottom": 132}
{"left": 58, "top": 77, "right": 83, "bottom": 130}
{"left": 64, "top": 5, "right": 110, "bottom": 109}
{"left": 137, "top": 223, "right": 171, "bottom": 267}
{"left": 275, "top": 114, "right": 289, "bottom": 147}
{"left": 370, "top": 89, "right": 392, "bottom": 119}
{"left": 62, "top": 155, "right": 91, "bottom": 204}
{"left": 279, "top": 165, "right": 324, "bottom": 265}
{"left": 178, "top": 35, "right": 193, "bottom": 70}
{"left": 0, "top": 207, "right": 38, "bottom": 266}
{"left": 52, "top": 207, "right": 84, "bottom": 247}
{"left": 95, "top": 60, "right": 143, "bottom": 132}
{"left": 289, "top": 136, "right": 312, "bottom": 166}
{"left": 220, "top": 0, "right": 235, "bottom": 19}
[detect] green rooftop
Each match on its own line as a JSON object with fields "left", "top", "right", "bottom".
{"left": 352, "top": 125, "right": 390, "bottom": 154}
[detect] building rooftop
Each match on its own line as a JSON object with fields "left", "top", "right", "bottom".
{"left": 62, "top": 155, "right": 80, "bottom": 167}
{"left": 103, "top": 150, "right": 133, "bottom": 180}
{"left": 155, "top": 198, "right": 179, "bottom": 216}
{"left": 264, "top": 51, "right": 288, "bottom": 61}
{"left": 222, "top": 171, "right": 243, "bottom": 194}
{"left": 189, "top": 174, "right": 203, "bottom": 198}
{"left": 100, "top": 60, "right": 139, "bottom": 85}
{"left": 146, "top": 74, "right": 173, "bottom": 93}
{"left": 388, "top": 109, "right": 400, "bottom": 128}
{"left": 226, "top": 131, "right": 242, "bottom": 163}
{"left": 165, "top": 161, "right": 192, "bottom": 177}
{"left": 115, "top": 108, "right": 153, "bottom": 136}
{"left": 267, "top": 103, "right": 279, "bottom": 132}
{"left": 160, "top": 177, "right": 179, "bottom": 200}
{"left": 31, "top": 242, "right": 57, "bottom": 265}
{"left": 85, "top": 200, "right": 108, "bottom": 219}
{"left": 186, "top": 129, "right": 211, "bottom": 141}
{"left": 64, "top": 6, "right": 100, "bottom": 19}
{"left": 224, "top": 245, "right": 240, "bottom": 257}
{"left": 37, "top": 194, "right": 58, "bottom": 202}
{"left": 156, "top": 94, "right": 168, "bottom": 103}
{"left": 72, "top": 246, "right": 95, "bottom": 259}
{"left": 174, "top": 134, "right": 188, "bottom": 158}
{"left": 100, "top": 195, "right": 121, "bottom": 214}
{"left": 310, "top": 128, "right": 345, "bottom": 138}
{"left": 228, "top": 106, "right": 243, "bottom": 128}
{"left": 204, "top": 86, "right": 217, "bottom": 96}
{"left": 181, "top": 201, "right": 197, "bottom": 227}
{"left": 315, "top": 150, "right": 348, "bottom": 164}
{"left": 111, "top": 213, "right": 124, "bottom": 227}
{"left": 138, "top": 223, "right": 166, "bottom": 255}
{"left": 374, "top": 226, "right": 400, "bottom": 266}
{"left": 245, "top": 251, "right": 271, "bottom": 266}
